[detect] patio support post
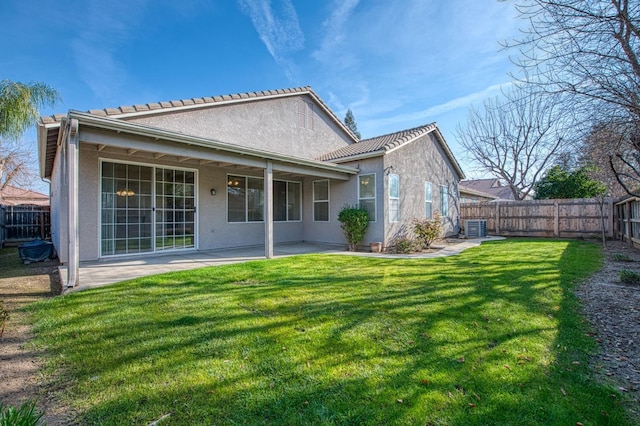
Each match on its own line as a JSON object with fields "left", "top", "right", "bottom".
{"left": 264, "top": 160, "right": 274, "bottom": 258}
{"left": 67, "top": 118, "right": 80, "bottom": 288}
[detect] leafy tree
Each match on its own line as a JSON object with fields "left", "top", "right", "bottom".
{"left": 343, "top": 108, "right": 361, "bottom": 140}
{"left": 337, "top": 205, "right": 369, "bottom": 251}
{"left": 0, "top": 80, "right": 58, "bottom": 192}
{"left": 533, "top": 165, "right": 606, "bottom": 199}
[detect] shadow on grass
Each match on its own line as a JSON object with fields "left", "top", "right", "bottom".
{"left": 26, "top": 239, "right": 632, "bottom": 425}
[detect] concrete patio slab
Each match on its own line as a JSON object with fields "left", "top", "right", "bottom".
{"left": 60, "top": 237, "right": 504, "bottom": 293}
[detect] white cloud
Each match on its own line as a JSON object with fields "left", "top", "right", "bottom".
{"left": 312, "top": 0, "right": 359, "bottom": 63}
{"left": 237, "top": 0, "right": 305, "bottom": 81}
{"left": 362, "top": 82, "right": 512, "bottom": 132}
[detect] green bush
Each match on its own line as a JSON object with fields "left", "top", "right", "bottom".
{"left": 337, "top": 205, "right": 370, "bottom": 251}
{"left": 0, "top": 400, "right": 44, "bottom": 426}
{"left": 620, "top": 269, "right": 640, "bottom": 285}
{"left": 412, "top": 212, "right": 443, "bottom": 248}
{"left": 612, "top": 253, "right": 634, "bottom": 262}
{"left": 391, "top": 236, "right": 420, "bottom": 254}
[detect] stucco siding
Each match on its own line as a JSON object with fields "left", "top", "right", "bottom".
{"left": 49, "top": 144, "right": 68, "bottom": 263}
{"left": 126, "top": 95, "right": 352, "bottom": 160}
{"left": 383, "top": 132, "right": 461, "bottom": 242}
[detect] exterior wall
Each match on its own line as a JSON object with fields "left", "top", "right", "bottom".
{"left": 49, "top": 144, "right": 68, "bottom": 263}
{"left": 127, "top": 95, "right": 353, "bottom": 160}
{"left": 383, "top": 132, "right": 461, "bottom": 244}
{"left": 75, "top": 141, "right": 321, "bottom": 262}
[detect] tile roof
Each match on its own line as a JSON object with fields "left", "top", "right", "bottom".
{"left": 459, "top": 179, "right": 515, "bottom": 200}
{"left": 0, "top": 185, "right": 49, "bottom": 206}
{"left": 39, "top": 86, "right": 358, "bottom": 140}
{"left": 318, "top": 123, "right": 438, "bottom": 161}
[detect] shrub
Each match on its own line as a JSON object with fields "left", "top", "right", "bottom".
{"left": 0, "top": 400, "right": 44, "bottom": 426}
{"left": 413, "top": 212, "right": 443, "bottom": 248}
{"left": 620, "top": 269, "right": 640, "bottom": 285}
{"left": 337, "top": 205, "right": 370, "bottom": 251}
{"left": 612, "top": 253, "right": 633, "bottom": 262}
{"left": 0, "top": 301, "right": 8, "bottom": 339}
{"left": 391, "top": 236, "right": 420, "bottom": 254}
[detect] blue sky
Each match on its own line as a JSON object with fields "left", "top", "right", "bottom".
{"left": 1, "top": 0, "right": 521, "bottom": 178}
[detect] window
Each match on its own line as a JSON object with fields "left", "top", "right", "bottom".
{"left": 358, "top": 174, "right": 376, "bottom": 221}
{"left": 274, "top": 180, "right": 301, "bottom": 221}
{"left": 298, "top": 99, "right": 314, "bottom": 130}
{"left": 389, "top": 174, "right": 399, "bottom": 222}
{"left": 227, "top": 175, "right": 264, "bottom": 222}
{"left": 439, "top": 185, "right": 449, "bottom": 217}
{"left": 425, "top": 182, "right": 433, "bottom": 219}
{"left": 313, "top": 180, "right": 330, "bottom": 221}
{"left": 100, "top": 160, "right": 195, "bottom": 257}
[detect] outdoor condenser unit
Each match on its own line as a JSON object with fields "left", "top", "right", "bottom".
{"left": 465, "top": 220, "right": 487, "bottom": 238}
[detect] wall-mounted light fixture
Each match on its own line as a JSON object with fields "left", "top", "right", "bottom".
{"left": 210, "top": 188, "right": 217, "bottom": 196}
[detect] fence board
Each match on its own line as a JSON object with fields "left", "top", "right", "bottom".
{"left": 460, "top": 198, "right": 612, "bottom": 238}
{"left": 0, "top": 205, "right": 51, "bottom": 246}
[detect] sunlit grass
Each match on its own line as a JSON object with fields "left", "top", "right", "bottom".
{"left": 27, "top": 239, "right": 631, "bottom": 425}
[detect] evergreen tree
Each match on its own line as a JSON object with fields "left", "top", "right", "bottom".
{"left": 533, "top": 165, "right": 606, "bottom": 199}
{"left": 343, "top": 108, "right": 361, "bottom": 140}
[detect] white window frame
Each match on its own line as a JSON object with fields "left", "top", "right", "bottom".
{"left": 313, "top": 179, "right": 330, "bottom": 222}
{"left": 273, "top": 179, "right": 302, "bottom": 222}
{"left": 227, "top": 174, "right": 264, "bottom": 223}
{"left": 439, "top": 184, "right": 449, "bottom": 217}
{"left": 358, "top": 173, "right": 377, "bottom": 222}
{"left": 389, "top": 174, "right": 400, "bottom": 223}
{"left": 99, "top": 158, "right": 198, "bottom": 258}
{"left": 425, "top": 181, "right": 433, "bottom": 219}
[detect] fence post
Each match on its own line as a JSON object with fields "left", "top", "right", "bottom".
{"left": 607, "top": 199, "right": 614, "bottom": 238}
{"left": 495, "top": 202, "right": 500, "bottom": 235}
{"left": 626, "top": 200, "right": 632, "bottom": 247}
{"left": 553, "top": 200, "right": 559, "bottom": 237}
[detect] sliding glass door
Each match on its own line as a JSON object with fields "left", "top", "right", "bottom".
{"left": 100, "top": 160, "right": 196, "bottom": 257}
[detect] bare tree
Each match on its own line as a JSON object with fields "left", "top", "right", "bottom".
{"left": 0, "top": 141, "right": 38, "bottom": 194}
{"left": 455, "top": 88, "right": 573, "bottom": 200}
{"left": 580, "top": 122, "right": 630, "bottom": 197}
{"left": 506, "top": 0, "right": 640, "bottom": 195}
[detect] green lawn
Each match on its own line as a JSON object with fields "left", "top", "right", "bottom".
{"left": 27, "top": 239, "right": 631, "bottom": 425}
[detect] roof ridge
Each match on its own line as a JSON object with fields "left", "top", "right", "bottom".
{"left": 40, "top": 86, "right": 315, "bottom": 124}
{"left": 359, "top": 122, "right": 436, "bottom": 143}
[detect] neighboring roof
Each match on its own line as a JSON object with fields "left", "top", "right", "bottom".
{"left": 318, "top": 123, "right": 465, "bottom": 180}
{"left": 38, "top": 86, "right": 359, "bottom": 179}
{"left": 0, "top": 185, "right": 49, "bottom": 206}
{"left": 458, "top": 185, "right": 498, "bottom": 200}
{"left": 460, "top": 178, "right": 515, "bottom": 200}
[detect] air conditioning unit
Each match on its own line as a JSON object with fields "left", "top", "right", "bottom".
{"left": 465, "top": 220, "right": 487, "bottom": 238}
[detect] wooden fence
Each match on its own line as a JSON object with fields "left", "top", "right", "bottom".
{"left": 460, "top": 198, "right": 614, "bottom": 238}
{"left": 615, "top": 197, "right": 640, "bottom": 248}
{"left": 0, "top": 205, "right": 51, "bottom": 247}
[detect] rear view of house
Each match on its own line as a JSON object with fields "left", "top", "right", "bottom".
{"left": 37, "top": 87, "right": 464, "bottom": 288}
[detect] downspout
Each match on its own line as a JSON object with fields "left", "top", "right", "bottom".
{"left": 66, "top": 118, "right": 79, "bottom": 288}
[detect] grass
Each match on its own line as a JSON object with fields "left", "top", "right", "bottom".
{"left": 26, "top": 239, "right": 632, "bottom": 425}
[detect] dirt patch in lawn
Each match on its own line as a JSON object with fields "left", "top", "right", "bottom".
{"left": 576, "top": 239, "right": 640, "bottom": 422}
{"left": 0, "top": 248, "right": 69, "bottom": 424}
